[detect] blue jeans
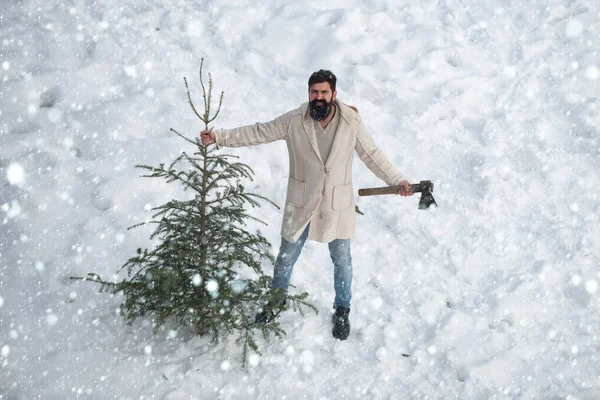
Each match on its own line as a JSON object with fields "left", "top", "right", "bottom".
{"left": 271, "top": 224, "right": 353, "bottom": 308}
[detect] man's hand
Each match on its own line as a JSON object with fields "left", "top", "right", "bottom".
{"left": 397, "top": 180, "right": 413, "bottom": 197}
{"left": 200, "top": 129, "right": 216, "bottom": 146}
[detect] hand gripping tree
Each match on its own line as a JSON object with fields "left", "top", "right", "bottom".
{"left": 76, "top": 60, "right": 315, "bottom": 366}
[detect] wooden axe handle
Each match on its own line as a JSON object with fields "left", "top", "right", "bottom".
{"left": 358, "top": 184, "right": 421, "bottom": 196}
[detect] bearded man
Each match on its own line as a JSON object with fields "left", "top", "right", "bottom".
{"left": 201, "top": 69, "right": 412, "bottom": 340}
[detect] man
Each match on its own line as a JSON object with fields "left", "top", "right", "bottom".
{"left": 201, "top": 70, "right": 412, "bottom": 340}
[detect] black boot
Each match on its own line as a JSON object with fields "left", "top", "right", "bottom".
{"left": 255, "top": 299, "right": 287, "bottom": 324}
{"left": 254, "top": 307, "right": 275, "bottom": 324}
{"left": 332, "top": 306, "right": 350, "bottom": 340}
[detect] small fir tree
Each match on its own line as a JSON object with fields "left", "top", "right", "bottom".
{"left": 75, "top": 60, "right": 315, "bottom": 365}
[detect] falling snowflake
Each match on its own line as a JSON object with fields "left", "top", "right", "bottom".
{"left": 206, "top": 279, "right": 219, "bottom": 292}
{"left": 565, "top": 19, "right": 583, "bottom": 37}
{"left": 248, "top": 354, "right": 260, "bottom": 367}
{"left": 220, "top": 360, "right": 231, "bottom": 371}
{"left": 585, "top": 65, "right": 599, "bottom": 80}
{"left": 46, "top": 314, "right": 58, "bottom": 326}
{"left": 35, "top": 261, "right": 45, "bottom": 272}
{"left": 191, "top": 274, "right": 203, "bottom": 286}
{"left": 7, "top": 163, "right": 25, "bottom": 185}
{"left": 586, "top": 279, "right": 598, "bottom": 294}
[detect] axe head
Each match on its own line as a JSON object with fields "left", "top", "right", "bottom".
{"left": 416, "top": 180, "right": 438, "bottom": 210}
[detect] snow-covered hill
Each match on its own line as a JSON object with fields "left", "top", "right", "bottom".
{"left": 1, "top": 1, "right": 599, "bottom": 398}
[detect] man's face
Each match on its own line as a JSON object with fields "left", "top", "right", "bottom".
{"left": 309, "top": 82, "right": 337, "bottom": 121}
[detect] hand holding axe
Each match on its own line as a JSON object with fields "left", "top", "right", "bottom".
{"left": 358, "top": 180, "right": 438, "bottom": 209}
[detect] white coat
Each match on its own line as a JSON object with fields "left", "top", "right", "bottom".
{"left": 215, "top": 100, "right": 405, "bottom": 243}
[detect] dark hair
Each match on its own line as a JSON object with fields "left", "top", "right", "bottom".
{"left": 308, "top": 69, "right": 336, "bottom": 92}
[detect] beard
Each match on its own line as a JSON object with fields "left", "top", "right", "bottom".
{"left": 309, "top": 99, "right": 333, "bottom": 121}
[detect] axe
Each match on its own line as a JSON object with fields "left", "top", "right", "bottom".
{"left": 358, "top": 180, "right": 438, "bottom": 209}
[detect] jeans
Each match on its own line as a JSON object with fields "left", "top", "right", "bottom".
{"left": 271, "top": 224, "right": 353, "bottom": 308}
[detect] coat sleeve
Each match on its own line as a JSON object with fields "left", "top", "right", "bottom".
{"left": 355, "top": 119, "right": 406, "bottom": 186}
{"left": 215, "top": 110, "right": 293, "bottom": 148}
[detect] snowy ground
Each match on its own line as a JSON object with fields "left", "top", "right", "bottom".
{"left": 1, "top": 0, "right": 600, "bottom": 399}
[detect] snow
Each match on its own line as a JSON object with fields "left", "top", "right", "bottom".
{"left": 1, "top": 0, "right": 600, "bottom": 398}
